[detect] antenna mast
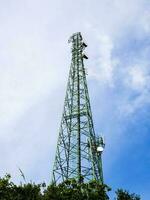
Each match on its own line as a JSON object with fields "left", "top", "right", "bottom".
{"left": 52, "top": 32, "right": 105, "bottom": 184}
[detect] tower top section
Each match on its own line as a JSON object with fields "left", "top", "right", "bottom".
{"left": 68, "top": 32, "right": 88, "bottom": 60}
{"left": 68, "top": 32, "right": 82, "bottom": 43}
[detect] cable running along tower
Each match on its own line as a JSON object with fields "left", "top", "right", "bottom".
{"left": 52, "top": 32, "right": 105, "bottom": 184}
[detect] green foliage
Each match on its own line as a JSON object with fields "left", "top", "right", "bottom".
{"left": 13, "top": 183, "right": 42, "bottom": 200}
{"left": 43, "top": 179, "right": 110, "bottom": 200}
{"left": 0, "top": 174, "right": 42, "bottom": 200}
{"left": 0, "top": 174, "right": 14, "bottom": 200}
{"left": 0, "top": 174, "right": 140, "bottom": 200}
{"left": 115, "top": 189, "right": 141, "bottom": 200}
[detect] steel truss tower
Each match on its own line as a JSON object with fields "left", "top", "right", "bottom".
{"left": 52, "top": 32, "right": 105, "bottom": 184}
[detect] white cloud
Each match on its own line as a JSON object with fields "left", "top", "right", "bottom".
{"left": 88, "top": 34, "right": 115, "bottom": 86}
{"left": 126, "top": 65, "right": 148, "bottom": 92}
{"left": 0, "top": 10, "right": 68, "bottom": 129}
{"left": 118, "top": 89, "right": 150, "bottom": 116}
{"left": 116, "top": 61, "right": 150, "bottom": 116}
{"left": 140, "top": 10, "right": 150, "bottom": 33}
{"left": 84, "top": 0, "right": 150, "bottom": 117}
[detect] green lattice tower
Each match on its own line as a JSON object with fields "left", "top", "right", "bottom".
{"left": 52, "top": 32, "right": 105, "bottom": 184}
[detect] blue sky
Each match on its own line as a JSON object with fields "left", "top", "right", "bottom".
{"left": 0, "top": 0, "right": 150, "bottom": 199}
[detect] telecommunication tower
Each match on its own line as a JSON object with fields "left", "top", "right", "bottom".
{"left": 52, "top": 32, "right": 105, "bottom": 184}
